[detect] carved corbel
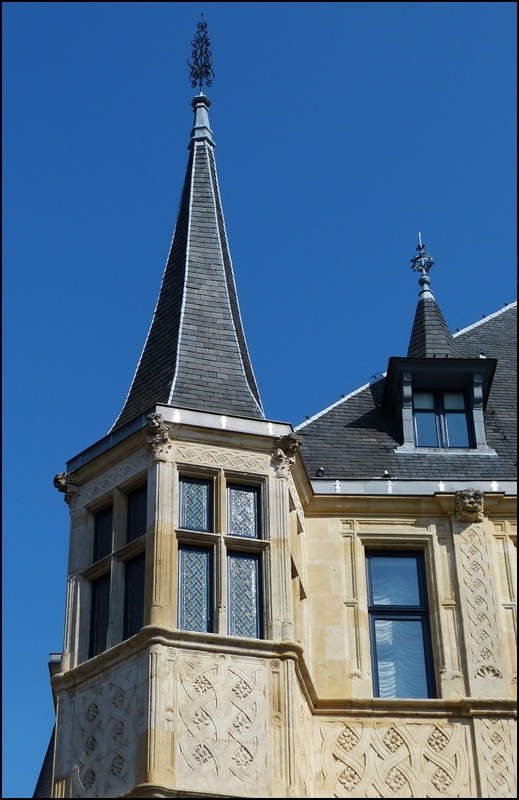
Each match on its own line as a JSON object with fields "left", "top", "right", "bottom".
{"left": 53, "top": 472, "right": 81, "bottom": 506}
{"left": 145, "top": 412, "right": 174, "bottom": 463}
{"left": 271, "top": 433, "right": 303, "bottom": 478}
{"left": 455, "top": 489, "right": 484, "bottom": 522}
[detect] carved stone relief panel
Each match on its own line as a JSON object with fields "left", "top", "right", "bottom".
{"left": 318, "top": 718, "right": 476, "bottom": 798}
{"left": 176, "top": 650, "right": 268, "bottom": 797}
{"left": 473, "top": 717, "right": 516, "bottom": 798}
{"left": 70, "top": 658, "right": 138, "bottom": 798}
{"left": 81, "top": 453, "right": 150, "bottom": 507}
{"left": 175, "top": 444, "right": 269, "bottom": 474}
{"left": 294, "top": 679, "right": 314, "bottom": 798}
{"left": 453, "top": 522, "right": 508, "bottom": 694}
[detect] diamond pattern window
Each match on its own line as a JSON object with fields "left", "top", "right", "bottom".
{"left": 178, "top": 546, "right": 212, "bottom": 632}
{"left": 180, "top": 478, "right": 212, "bottom": 531}
{"left": 366, "top": 551, "right": 435, "bottom": 698}
{"left": 228, "top": 553, "right": 261, "bottom": 638}
{"left": 228, "top": 485, "right": 259, "bottom": 538}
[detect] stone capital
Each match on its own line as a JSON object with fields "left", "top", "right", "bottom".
{"left": 53, "top": 472, "right": 80, "bottom": 506}
{"left": 145, "top": 413, "right": 174, "bottom": 463}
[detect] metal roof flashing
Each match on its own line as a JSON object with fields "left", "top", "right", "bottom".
{"left": 66, "top": 406, "right": 292, "bottom": 472}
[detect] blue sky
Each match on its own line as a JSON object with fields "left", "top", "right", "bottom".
{"left": 2, "top": 2, "right": 516, "bottom": 796}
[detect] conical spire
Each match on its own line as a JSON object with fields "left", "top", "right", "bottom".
{"left": 111, "top": 69, "right": 263, "bottom": 431}
{"left": 406, "top": 234, "right": 462, "bottom": 358}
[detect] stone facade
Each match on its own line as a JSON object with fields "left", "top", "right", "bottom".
{"left": 48, "top": 409, "right": 516, "bottom": 798}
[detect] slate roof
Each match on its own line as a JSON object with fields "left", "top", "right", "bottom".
{"left": 111, "top": 95, "right": 264, "bottom": 431}
{"left": 407, "top": 290, "right": 462, "bottom": 358}
{"left": 33, "top": 725, "right": 55, "bottom": 798}
{"left": 297, "top": 302, "right": 517, "bottom": 481}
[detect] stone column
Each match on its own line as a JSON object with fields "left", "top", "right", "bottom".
{"left": 267, "top": 435, "right": 302, "bottom": 641}
{"left": 145, "top": 414, "right": 178, "bottom": 630}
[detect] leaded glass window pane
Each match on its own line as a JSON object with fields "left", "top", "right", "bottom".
{"left": 89, "top": 572, "right": 110, "bottom": 658}
{"left": 228, "top": 486, "right": 259, "bottom": 538}
{"left": 127, "top": 484, "right": 147, "bottom": 543}
{"left": 93, "top": 505, "right": 113, "bottom": 562}
{"left": 180, "top": 479, "right": 211, "bottom": 531}
{"left": 179, "top": 547, "right": 212, "bottom": 632}
{"left": 124, "top": 552, "right": 146, "bottom": 639}
{"left": 228, "top": 554, "right": 261, "bottom": 638}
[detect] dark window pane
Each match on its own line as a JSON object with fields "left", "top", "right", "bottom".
{"left": 124, "top": 552, "right": 146, "bottom": 639}
{"left": 89, "top": 573, "right": 110, "bottom": 658}
{"left": 179, "top": 547, "right": 212, "bottom": 632}
{"left": 228, "top": 554, "right": 261, "bottom": 638}
{"left": 180, "top": 479, "right": 211, "bottom": 531}
{"left": 445, "top": 412, "right": 470, "bottom": 447}
{"left": 370, "top": 556, "right": 421, "bottom": 606}
{"left": 415, "top": 411, "right": 439, "bottom": 447}
{"left": 413, "top": 392, "right": 435, "bottom": 409}
{"left": 127, "top": 484, "right": 147, "bottom": 543}
{"left": 443, "top": 392, "right": 465, "bottom": 410}
{"left": 228, "top": 486, "right": 259, "bottom": 538}
{"left": 93, "top": 506, "right": 113, "bottom": 562}
{"left": 373, "top": 618, "right": 429, "bottom": 698}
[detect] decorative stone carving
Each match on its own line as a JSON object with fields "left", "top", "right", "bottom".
{"left": 455, "top": 489, "right": 484, "bottom": 522}
{"left": 54, "top": 472, "right": 80, "bottom": 506}
{"left": 177, "top": 651, "right": 268, "bottom": 796}
{"left": 69, "top": 660, "right": 137, "bottom": 798}
{"left": 475, "top": 718, "right": 516, "bottom": 797}
{"left": 81, "top": 454, "right": 149, "bottom": 505}
{"left": 475, "top": 665, "right": 502, "bottom": 679}
{"left": 146, "top": 412, "right": 174, "bottom": 463}
{"left": 272, "top": 433, "right": 303, "bottom": 478}
{"left": 320, "top": 719, "right": 475, "bottom": 797}
{"left": 175, "top": 444, "right": 267, "bottom": 473}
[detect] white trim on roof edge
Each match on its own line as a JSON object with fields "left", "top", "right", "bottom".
{"left": 452, "top": 301, "right": 516, "bottom": 338}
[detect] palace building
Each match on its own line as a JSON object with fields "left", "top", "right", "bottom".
{"left": 34, "top": 23, "right": 516, "bottom": 800}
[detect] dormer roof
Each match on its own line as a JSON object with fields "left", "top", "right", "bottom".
{"left": 407, "top": 288, "right": 463, "bottom": 358}
{"left": 111, "top": 94, "right": 264, "bottom": 432}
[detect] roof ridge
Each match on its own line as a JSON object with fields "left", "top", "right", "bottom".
{"left": 295, "top": 377, "right": 385, "bottom": 430}
{"left": 453, "top": 301, "right": 517, "bottom": 338}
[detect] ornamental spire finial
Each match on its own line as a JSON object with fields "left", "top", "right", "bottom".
{"left": 188, "top": 14, "right": 214, "bottom": 93}
{"left": 410, "top": 232, "right": 434, "bottom": 276}
{"left": 410, "top": 233, "right": 435, "bottom": 298}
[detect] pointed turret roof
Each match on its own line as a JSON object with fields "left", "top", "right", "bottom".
{"left": 406, "top": 236, "right": 462, "bottom": 358}
{"left": 111, "top": 94, "right": 264, "bottom": 431}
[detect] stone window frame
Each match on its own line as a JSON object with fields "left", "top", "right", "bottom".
{"left": 175, "top": 466, "right": 269, "bottom": 639}
{"left": 365, "top": 549, "right": 436, "bottom": 698}
{"left": 349, "top": 528, "right": 448, "bottom": 700}
{"left": 80, "top": 471, "right": 149, "bottom": 661}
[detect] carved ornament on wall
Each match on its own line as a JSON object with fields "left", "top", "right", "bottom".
{"left": 455, "top": 489, "right": 484, "bottom": 522}
{"left": 272, "top": 433, "right": 303, "bottom": 478}
{"left": 54, "top": 472, "right": 80, "bottom": 505}
{"left": 146, "top": 413, "right": 174, "bottom": 463}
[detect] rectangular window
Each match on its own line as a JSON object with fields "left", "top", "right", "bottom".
{"left": 414, "top": 391, "right": 470, "bottom": 448}
{"left": 178, "top": 546, "right": 213, "bottom": 632}
{"left": 89, "top": 572, "right": 110, "bottom": 658}
{"left": 180, "top": 478, "right": 212, "bottom": 531}
{"left": 127, "top": 484, "right": 147, "bottom": 543}
{"left": 228, "top": 553, "right": 261, "bottom": 638}
{"left": 124, "top": 552, "right": 146, "bottom": 639}
{"left": 366, "top": 552, "right": 435, "bottom": 698}
{"left": 93, "top": 505, "right": 113, "bottom": 562}
{"left": 228, "top": 485, "right": 260, "bottom": 538}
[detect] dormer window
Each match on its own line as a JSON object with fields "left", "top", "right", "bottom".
{"left": 413, "top": 391, "right": 471, "bottom": 448}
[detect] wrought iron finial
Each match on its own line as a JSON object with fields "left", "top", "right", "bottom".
{"left": 410, "top": 231, "right": 434, "bottom": 275}
{"left": 188, "top": 14, "right": 214, "bottom": 92}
